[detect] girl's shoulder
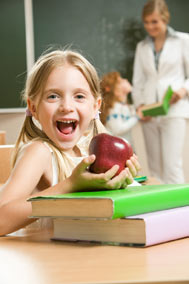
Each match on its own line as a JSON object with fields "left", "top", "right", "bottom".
{"left": 19, "top": 140, "right": 52, "bottom": 161}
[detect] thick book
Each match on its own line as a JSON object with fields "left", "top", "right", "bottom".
{"left": 28, "top": 184, "right": 189, "bottom": 219}
{"left": 52, "top": 206, "right": 189, "bottom": 247}
{"left": 141, "top": 86, "right": 173, "bottom": 116}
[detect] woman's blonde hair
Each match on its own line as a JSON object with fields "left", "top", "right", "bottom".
{"left": 142, "top": 0, "right": 170, "bottom": 24}
{"left": 13, "top": 49, "right": 106, "bottom": 180}
{"left": 100, "top": 71, "right": 121, "bottom": 125}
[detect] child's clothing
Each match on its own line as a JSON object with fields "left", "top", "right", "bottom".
{"left": 105, "top": 102, "right": 138, "bottom": 146}
{"left": 43, "top": 142, "right": 59, "bottom": 185}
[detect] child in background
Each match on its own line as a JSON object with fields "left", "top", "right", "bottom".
{"left": 100, "top": 71, "right": 139, "bottom": 147}
{"left": 0, "top": 50, "right": 140, "bottom": 236}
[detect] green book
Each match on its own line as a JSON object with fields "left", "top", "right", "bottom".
{"left": 134, "top": 175, "right": 147, "bottom": 183}
{"left": 28, "top": 184, "right": 189, "bottom": 219}
{"left": 141, "top": 86, "right": 173, "bottom": 116}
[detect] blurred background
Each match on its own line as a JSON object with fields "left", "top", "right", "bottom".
{"left": 1, "top": 0, "right": 189, "bottom": 179}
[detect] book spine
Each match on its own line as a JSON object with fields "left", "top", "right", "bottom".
{"left": 144, "top": 207, "right": 189, "bottom": 246}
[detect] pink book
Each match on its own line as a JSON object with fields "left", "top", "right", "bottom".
{"left": 52, "top": 206, "right": 189, "bottom": 247}
{"left": 127, "top": 206, "right": 189, "bottom": 246}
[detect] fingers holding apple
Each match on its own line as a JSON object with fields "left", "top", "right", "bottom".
{"left": 76, "top": 154, "right": 96, "bottom": 175}
{"left": 132, "top": 153, "right": 142, "bottom": 172}
{"left": 70, "top": 155, "right": 122, "bottom": 191}
{"left": 91, "top": 164, "right": 134, "bottom": 189}
{"left": 126, "top": 154, "right": 141, "bottom": 177}
{"left": 71, "top": 150, "right": 137, "bottom": 191}
{"left": 105, "top": 167, "right": 133, "bottom": 189}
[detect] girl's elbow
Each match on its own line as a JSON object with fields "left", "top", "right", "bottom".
{"left": 0, "top": 219, "right": 10, "bottom": 237}
{"left": 0, "top": 205, "right": 15, "bottom": 236}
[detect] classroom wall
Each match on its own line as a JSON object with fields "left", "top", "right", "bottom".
{"left": 1, "top": 113, "right": 189, "bottom": 183}
{"left": 0, "top": 113, "right": 25, "bottom": 145}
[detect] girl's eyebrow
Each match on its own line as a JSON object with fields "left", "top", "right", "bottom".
{"left": 43, "top": 87, "right": 91, "bottom": 96}
{"left": 44, "top": 88, "right": 60, "bottom": 94}
{"left": 74, "top": 87, "right": 90, "bottom": 94}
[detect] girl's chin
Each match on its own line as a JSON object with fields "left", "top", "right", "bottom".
{"left": 56, "top": 140, "right": 77, "bottom": 152}
{"left": 56, "top": 133, "right": 80, "bottom": 150}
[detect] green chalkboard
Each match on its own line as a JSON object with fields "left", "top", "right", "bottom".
{"left": 33, "top": 0, "right": 189, "bottom": 80}
{"left": 0, "top": 0, "right": 26, "bottom": 109}
{"left": 1, "top": 0, "right": 189, "bottom": 108}
{"left": 33, "top": 0, "right": 146, "bottom": 80}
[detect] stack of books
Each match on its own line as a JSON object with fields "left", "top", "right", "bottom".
{"left": 28, "top": 183, "right": 189, "bottom": 247}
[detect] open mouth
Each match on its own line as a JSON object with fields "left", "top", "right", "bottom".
{"left": 56, "top": 120, "right": 77, "bottom": 135}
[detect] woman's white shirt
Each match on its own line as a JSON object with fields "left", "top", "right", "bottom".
{"left": 132, "top": 27, "right": 189, "bottom": 118}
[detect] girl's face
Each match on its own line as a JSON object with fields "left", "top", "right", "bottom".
{"left": 29, "top": 64, "right": 100, "bottom": 154}
{"left": 114, "top": 78, "right": 132, "bottom": 103}
{"left": 143, "top": 11, "right": 167, "bottom": 38}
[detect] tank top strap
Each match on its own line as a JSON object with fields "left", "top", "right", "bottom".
{"left": 43, "top": 142, "right": 59, "bottom": 186}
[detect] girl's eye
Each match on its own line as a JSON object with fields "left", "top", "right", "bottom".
{"left": 47, "top": 93, "right": 59, "bottom": 100}
{"left": 75, "top": 93, "right": 86, "bottom": 100}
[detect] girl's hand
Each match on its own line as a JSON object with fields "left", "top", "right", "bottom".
{"left": 69, "top": 155, "right": 135, "bottom": 192}
{"left": 126, "top": 153, "right": 141, "bottom": 177}
{"left": 170, "top": 88, "right": 186, "bottom": 104}
{"left": 136, "top": 105, "right": 151, "bottom": 122}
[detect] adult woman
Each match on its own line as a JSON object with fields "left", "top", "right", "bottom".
{"left": 132, "top": 0, "right": 189, "bottom": 183}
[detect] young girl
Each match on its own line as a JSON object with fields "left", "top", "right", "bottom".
{"left": 100, "top": 71, "right": 139, "bottom": 147}
{"left": 0, "top": 50, "right": 140, "bottom": 236}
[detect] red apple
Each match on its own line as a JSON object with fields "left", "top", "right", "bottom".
{"left": 89, "top": 133, "right": 133, "bottom": 175}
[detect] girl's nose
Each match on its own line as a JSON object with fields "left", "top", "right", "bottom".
{"left": 59, "top": 97, "right": 74, "bottom": 113}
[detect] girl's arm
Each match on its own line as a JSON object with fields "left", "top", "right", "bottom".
{"left": 0, "top": 142, "right": 71, "bottom": 236}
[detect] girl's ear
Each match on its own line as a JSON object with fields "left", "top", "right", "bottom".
{"left": 94, "top": 97, "right": 102, "bottom": 113}
{"left": 27, "top": 98, "right": 38, "bottom": 120}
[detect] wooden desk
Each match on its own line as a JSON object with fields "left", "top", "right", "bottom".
{"left": 0, "top": 229, "right": 189, "bottom": 284}
{"left": 0, "top": 144, "right": 14, "bottom": 183}
{"left": 0, "top": 130, "right": 6, "bottom": 145}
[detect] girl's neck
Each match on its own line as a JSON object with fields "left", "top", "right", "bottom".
{"left": 63, "top": 145, "right": 82, "bottom": 157}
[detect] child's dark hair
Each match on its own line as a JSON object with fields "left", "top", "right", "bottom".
{"left": 100, "top": 71, "right": 121, "bottom": 125}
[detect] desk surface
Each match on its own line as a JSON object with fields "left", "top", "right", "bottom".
{"left": 0, "top": 228, "right": 189, "bottom": 284}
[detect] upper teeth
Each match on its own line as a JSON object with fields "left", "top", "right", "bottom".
{"left": 58, "top": 120, "right": 75, "bottom": 123}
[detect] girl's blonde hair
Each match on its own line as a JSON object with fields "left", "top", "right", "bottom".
{"left": 142, "top": 0, "right": 170, "bottom": 24}
{"left": 100, "top": 71, "right": 121, "bottom": 125}
{"left": 13, "top": 49, "right": 106, "bottom": 180}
